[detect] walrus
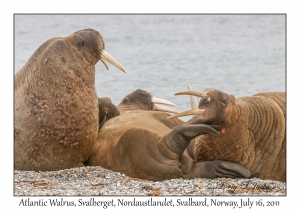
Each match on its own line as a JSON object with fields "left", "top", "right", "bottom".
{"left": 14, "top": 29, "right": 126, "bottom": 171}
{"left": 88, "top": 89, "right": 253, "bottom": 181}
{"left": 98, "top": 97, "right": 120, "bottom": 132}
{"left": 169, "top": 88, "right": 286, "bottom": 182}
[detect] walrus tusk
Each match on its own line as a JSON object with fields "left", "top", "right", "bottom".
{"left": 167, "top": 108, "right": 204, "bottom": 119}
{"left": 154, "top": 104, "right": 179, "bottom": 114}
{"left": 152, "top": 97, "right": 178, "bottom": 107}
{"left": 100, "top": 50, "right": 127, "bottom": 73}
{"left": 175, "top": 90, "right": 207, "bottom": 98}
{"left": 187, "top": 84, "right": 198, "bottom": 110}
{"left": 100, "top": 59, "right": 110, "bottom": 71}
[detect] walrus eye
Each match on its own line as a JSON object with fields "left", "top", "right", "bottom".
{"left": 122, "top": 97, "right": 131, "bottom": 103}
{"left": 78, "top": 40, "right": 84, "bottom": 47}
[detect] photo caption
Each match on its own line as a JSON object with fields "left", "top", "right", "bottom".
{"left": 18, "top": 197, "right": 281, "bottom": 208}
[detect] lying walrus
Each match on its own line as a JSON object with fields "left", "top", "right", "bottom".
{"left": 14, "top": 29, "right": 126, "bottom": 171}
{"left": 169, "top": 88, "right": 286, "bottom": 182}
{"left": 98, "top": 97, "right": 120, "bottom": 132}
{"left": 88, "top": 89, "right": 253, "bottom": 181}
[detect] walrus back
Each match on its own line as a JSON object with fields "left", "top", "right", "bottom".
{"left": 15, "top": 37, "right": 59, "bottom": 90}
{"left": 253, "top": 92, "right": 286, "bottom": 117}
{"left": 88, "top": 110, "right": 182, "bottom": 170}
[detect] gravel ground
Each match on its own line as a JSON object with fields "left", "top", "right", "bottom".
{"left": 14, "top": 166, "right": 286, "bottom": 196}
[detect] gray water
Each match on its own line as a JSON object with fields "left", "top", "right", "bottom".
{"left": 14, "top": 14, "right": 285, "bottom": 120}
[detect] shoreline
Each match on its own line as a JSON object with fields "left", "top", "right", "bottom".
{"left": 14, "top": 166, "right": 286, "bottom": 196}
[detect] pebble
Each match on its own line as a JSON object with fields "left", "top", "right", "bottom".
{"left": 14, "top": 166, "right": 286, "bottom": 196}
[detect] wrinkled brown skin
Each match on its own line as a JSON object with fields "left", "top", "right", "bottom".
{"left": 88, "top": 89, "right": 251, "bottom": 181}
{"left": 190, "top": 89, "right": 286, "bottom": 182}
{"left": 14, "top": 29, "right": 105, "bottom": 171}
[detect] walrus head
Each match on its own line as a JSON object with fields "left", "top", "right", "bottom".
{"left": 168, "top": 88, "right": 236, "bottom": 127}
{"left": 98, "top": 97, "right": 121, "bottom": 132}
{"left": 69, "top": 29, "right": 126, "bottom": 72}
{"left": 118, "top": 89, "right": 179, "bottom": 113}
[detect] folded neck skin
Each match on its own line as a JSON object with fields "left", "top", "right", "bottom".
{"left": 167, "top": 85, "right": 286, "bottom": 181}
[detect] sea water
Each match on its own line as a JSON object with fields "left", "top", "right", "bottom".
{"left": 14, "top": 14, "right": 285, "bottom": 121}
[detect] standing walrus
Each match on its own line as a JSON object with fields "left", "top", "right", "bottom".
{"left": 169, "top": 88, "right": 286, "bottom": 182}
{"left": 14, "top": 29, "right": 126, "bottom": 171}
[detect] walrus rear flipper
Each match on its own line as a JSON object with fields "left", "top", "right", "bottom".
{"left": 184, "top": 160, "right": 251, "bottom": 179}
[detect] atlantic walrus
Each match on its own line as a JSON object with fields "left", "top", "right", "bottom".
{"left": 169, "top": 88, "right": 286, "bottom": 182}
{"left": 98, "top": 97, "right": 120, "bottom": 132}
{"left": 14, "top": 29, "right": 126, "bottom": 171}
{"left": 88, "top": 89, "right": 253, "bottom": 181}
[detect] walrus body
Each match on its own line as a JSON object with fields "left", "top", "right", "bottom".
{"left": 170, "top": 89, "right": 286, "bottom": 182}
{"left": 89, "top": 89, "right": 253, "bottom": 181}
{"left": 14, "top": 29, "right": 126, "bottom": 171}
{"left": 89, "top": 90, "right": 184, "bottom": 180}
{"left": 90, "top": 111, "right": 183, "bottom": 179}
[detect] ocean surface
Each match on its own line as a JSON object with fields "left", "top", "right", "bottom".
{"left": 14, "top": 14, "right": 286, "bottom": 121}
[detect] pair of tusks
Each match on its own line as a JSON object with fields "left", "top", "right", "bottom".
{"left": 100, "top": 50, "right": 127, "bottom": 73}
{"left": 168, "top": 84, "right": 208, "bottom": 119}
{"left": 152, "top": 97, "right": 179, "bottom": 114}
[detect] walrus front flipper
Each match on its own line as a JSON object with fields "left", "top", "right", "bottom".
{"left": 162, "top": 124, "right": 220, "bottom": 157}
{"left": 184, "top": 160, "right": 251, "bottom": 179}
{"left": 186, "top": 139, "right": 196, "bottom": 159}
{"left": 187, "top": 119, "right": 222, "bottom": 159}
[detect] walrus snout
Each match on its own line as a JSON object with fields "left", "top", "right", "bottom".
{"left": 73, "top": 29, "right": 127, "bottom": 73}
{"left": 168, "top": 87, "right": 233, "bottom": 123}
